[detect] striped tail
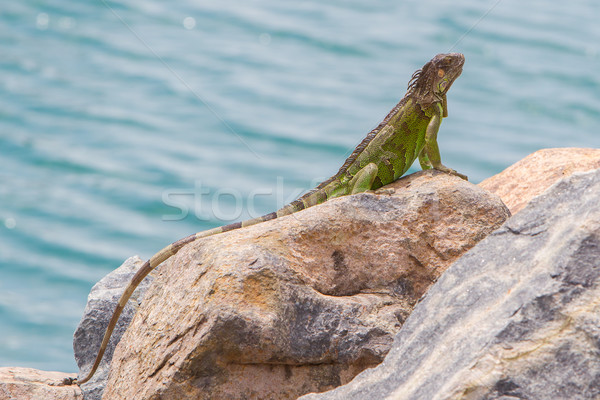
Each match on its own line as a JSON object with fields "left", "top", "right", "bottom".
{"left": 75, "top": 199, "right": 312, "bottom": 385}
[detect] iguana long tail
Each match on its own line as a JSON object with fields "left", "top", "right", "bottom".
{"left": 75, "top": 198, "right": 312, "bottom": 384}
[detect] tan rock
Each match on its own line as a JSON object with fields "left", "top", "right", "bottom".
{"left": 102, "top": 170, "right": 510, "bottom": 400}
{"left": 479, "top": 147, "right": 600, "bottom": 214}
{"left": 0, "top": 367, "right": 81, "bottom": 400}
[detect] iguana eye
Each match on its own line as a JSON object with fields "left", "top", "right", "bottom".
{"left": 438, "top": 69, "right": 445, "bottom": 78}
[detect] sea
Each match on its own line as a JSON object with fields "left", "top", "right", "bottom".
{"left": 1, "top": 0, "right": 599, "bottom": 372}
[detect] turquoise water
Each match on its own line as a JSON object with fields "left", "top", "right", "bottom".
{"left": 1, "top": 0, "right": 599, "bottom": 372}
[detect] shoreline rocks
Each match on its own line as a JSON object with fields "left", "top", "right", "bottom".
{"left": 2, "top": 148, "right": 598, "bottom": 400}
{"left": 102, "top": 170, "right": 508, "bottom": 400}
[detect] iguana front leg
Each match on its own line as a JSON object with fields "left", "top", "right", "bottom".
{"left": 442, "top": 93, "right": 448, "bottom": 118}
{"left": 421, "top": 103, "right": 468, "bottom": 181}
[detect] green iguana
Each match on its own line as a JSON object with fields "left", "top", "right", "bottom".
{"left": 75, "top": 52, "right": 467, "bottom": 385}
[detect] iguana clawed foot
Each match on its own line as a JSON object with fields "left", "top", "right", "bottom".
{"left": 439, "top": 168, "right": 468, "bottom": 181}
{"left": 435, "top": 164, "right": 468, "bottom": 181}
{"left": 449, "top": 170, "right": 468, "bottom": 181}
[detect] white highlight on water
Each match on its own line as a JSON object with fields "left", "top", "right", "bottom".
{"left": 4, "top": 217, "right": 16, "bottom": 229}
{"left": 259, "top": 33, "right": 271, "bottom": 45}
{"left": 183, "top": 16, "right": 196, "bottom": 30}
{"left": 36, "top": 13, "right": 49, "bottom": 30}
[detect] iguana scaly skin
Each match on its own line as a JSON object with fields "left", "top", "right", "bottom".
{"left": 75, "top": 52, "right": 466, "bottom": 385}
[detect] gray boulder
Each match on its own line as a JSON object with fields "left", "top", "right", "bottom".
{"left": 300, "top": 169, "right": 600, "bottom": 400}
{"left": 73, "top": 256, "right": 154, "bottom": 400}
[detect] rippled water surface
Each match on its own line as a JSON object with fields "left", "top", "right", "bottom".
{"left": 1, "top": 0, "right": 599, "bottom": 371}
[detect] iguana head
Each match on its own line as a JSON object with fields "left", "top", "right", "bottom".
{"left": 408, "top": 53, "right": 465, "bottom": 106}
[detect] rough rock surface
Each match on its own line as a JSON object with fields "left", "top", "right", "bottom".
{"left": 0, "top": 367, "right": 82, "bottom": 400}
{"left": 479, "top": 147, "right": 600, "bottom": 214}
{"left": 300, "top": 168, "right": 600, "bottom": 400}
{"left": 100, "top": 171, "right": 509, "bottom": 400}
{"left": 73, "top": 256, "right": 155, "bottom": 400}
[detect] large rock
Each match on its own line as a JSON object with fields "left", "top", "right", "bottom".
{"left": 479, "top": 147, "right": 600, "bottom": 214}
{"left": 0, "top": 367, "right": 82, "bottom": 400}
{"left": 73, "top": 256, "right": 155, "bottom": 400}
{"left": 300, "top": 168, "right": 600, "bottom": 400}
{"left": 100, "top": 171, "right": 509, "bottom": 400}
